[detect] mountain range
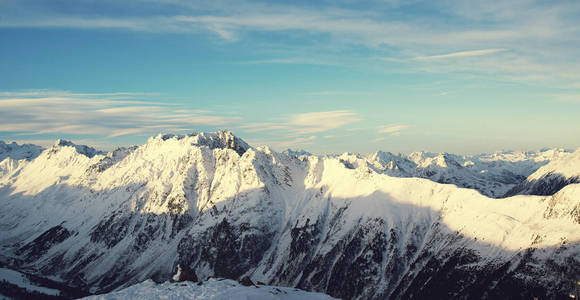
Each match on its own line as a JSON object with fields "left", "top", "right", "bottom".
{"left": 0, "top": 131, "right": 578, "bottom": 299}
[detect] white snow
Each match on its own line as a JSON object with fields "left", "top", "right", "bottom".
{"left": 0, "top": 133, "right": 578, "bottom": 296}
{"left": 526, "top": 147, "right": 580, "bottom": 181}
{"left": 172, "top": 264, "right": 182, "bottom": 282}
{"left": 81, "top": 278, "right": 338, "bottom": 300}
{"left": 0, "top": 141, "right": 44, "bottom": 162}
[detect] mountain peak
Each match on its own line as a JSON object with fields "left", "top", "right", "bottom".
{"left": 51, "top": 139, "right": 104, "bottom": 158}
{"left": 149, "top": 130, "right": 251, "bottom": 156}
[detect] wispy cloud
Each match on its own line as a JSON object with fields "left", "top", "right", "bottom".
{"left": 289, "top": 110, "right": 361, "bottom": 135}
{"left": 0, "top": 90, "right": 243, "bottom": 139}
{"left": 413, "top": 49, "right": 508, "bottom": 61}
{"left": 375, "top": 124, "right": 410, "bottom": 139}
{"left": 237, "top": 110, "right": 360, "bottom": 149}
{"left": 240, "top": 110, "right": 360, "bottom": 135}
{"left": 275, "top": 135, "right": 317, "bottom": 148}
{"left": 245, "top": 135, "right": 317, "bottom": 149}
{"left": 2, "top": 1, "right": 579, "bottom": 87}
{"left": 378, "top": 124, "right": 410, "bottom": 135}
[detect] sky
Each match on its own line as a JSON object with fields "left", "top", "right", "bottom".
{"left": 1, "top": 0, "right": 579, "bottom": 154}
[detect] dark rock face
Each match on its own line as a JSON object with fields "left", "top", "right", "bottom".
{"left": 176, "top": 264, "right": 198, "bottom": 282}
{"left": 239, "top": 276, "right": 254, "bottom": 286}
{"left": 6, "top": 194, "right": 579, "bottom": 300}
{"left": 16, "top": 225, "right": 72, "bottom": 262}
{"left": 178, "top": 218, "right": 274, "bottom": 280}
{"left": 90, "top": 212, "right": 133, "bottom": 248}
{"left": 7, "top": 206, "right": 580, "bottom": 300}
{"left": 504, "top": 173, "right": 580, "bottom": 197}
{"left": 2, "top": 136, "right": 578, "bottom": 300}
{"left": 88, "top": 146, "right": 137, "bottom": 173}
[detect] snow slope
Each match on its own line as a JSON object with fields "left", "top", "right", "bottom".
{"left": 0, "top": 131, "right": 578, "bottom": 299}
{"left": 0, "top": 141, "right": 44, "bottom": 162}
{"left": 0, "top": 141, "right": 44, "bottom": 178}
{"left": 81, "top": 278, "right": 338, "bottom": 300}
{"left": 505, "top": 148, "right": 580, "bottom": 196}
{"left": 364, "top": 148, "right": 571, "bottom": 197}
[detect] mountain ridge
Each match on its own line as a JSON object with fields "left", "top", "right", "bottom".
{"left": 0, "top": 132, "right": 578, "bottom": 299}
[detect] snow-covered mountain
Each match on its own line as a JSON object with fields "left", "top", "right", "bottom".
{"left": 0, "top": 131, "right": 578, "bottom": 299}
{"left": 0, "top": 141, "right": 44, "bottom": 161}
{"left": 0, "top": 141, "right": 44, "bottom": 178}
{"left": 505, "top": 148, "right": 580, "bottom": 197}
{"left": 352, "top": 148, "right": 571, "bottom": 197}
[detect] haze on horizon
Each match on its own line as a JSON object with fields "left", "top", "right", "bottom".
{"left": 1, "top": 0, "right": 579, "bottom": 155}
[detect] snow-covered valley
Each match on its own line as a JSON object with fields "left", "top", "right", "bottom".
{"left": 0, "top": 131, "right": 579, "bottom": 299}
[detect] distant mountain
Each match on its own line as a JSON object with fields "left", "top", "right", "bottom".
{"left": 0, "top": 132, "right": 578, "bottom": 299}
{"left": 361, "top": 148, "right": 571, "bottom": 197}
{"left": 0, "top": 141, "right": 44, "bottom": 161}
{"left": 0, "top": 141, "right": 45, "bottom": 178}
{"left": 504, "top": 148, "right": 580, "bottom": 197}
{"left": 282, "top": 149, "right": 312, "bottom": 157}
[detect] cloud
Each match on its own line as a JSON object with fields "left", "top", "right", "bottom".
{"left": 1, "top": 1, "right": 579, "bottom": 88}
{"left": 413, "top": 49, "right": 508, "bottom": 61}
{"left": 275, "top": 135, "right": 317, "bottom": 148}
{"left": 245, "top": 135, "right": 317, "bottom": 149}
{"left": 289, "top": 110, "right": 361, "bottom": 134}
{"left": 240, "top": 110, "right": 360, "bottom": 135}
{"left": 378, "top": 125, "right": 410, "bottom": 135}
{"left": 0, "top": 90, "right": 363, "bottom": 152}
{"left": 0, "top": 90, "right": 158, "bottom": 98}
{"left": 372, "top": 137, "right": 385, "bottom": 142}
{"left": 0, "top": 90, "right": 243, "bottom": 138}
{"left": 238, "top": 122, "right": 290, "bottom": 133}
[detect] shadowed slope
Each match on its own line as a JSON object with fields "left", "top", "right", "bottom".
{"left": 0, "top": 132, "right": 578, "bottom": 299}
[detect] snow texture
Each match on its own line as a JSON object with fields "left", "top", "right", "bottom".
{"left": 0, "top": 131, "right": 578, "bottom": 299}
{"left": 81, "top": 278, "right": 338, "bottom": 300}
{"left": 505, "top": 148, "right": 580, "bottom": 196}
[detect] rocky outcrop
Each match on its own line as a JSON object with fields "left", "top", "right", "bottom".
{"left": 0, "top": 133, "right": 579, "bottom": 299}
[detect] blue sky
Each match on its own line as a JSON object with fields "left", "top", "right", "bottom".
{"left": 1, "top": 0, "right": 579, "bottom": 154}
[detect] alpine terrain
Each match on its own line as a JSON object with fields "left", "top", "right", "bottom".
{"left": 0, "top": 131, "right": 578, "bottom": 299}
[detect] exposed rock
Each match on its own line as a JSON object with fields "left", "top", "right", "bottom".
{"left": 238, "top": 276, "right": 254, "bottom": 286}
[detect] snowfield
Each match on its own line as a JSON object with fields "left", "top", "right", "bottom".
{"left": 81, "top": 278, "right": 338, "bottom": 300}
{"left": 0, "top": 131, "right": 578, "bottom": 299}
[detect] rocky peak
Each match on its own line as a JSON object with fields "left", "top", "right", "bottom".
{"left": 150, "top": 131, "right": 251, "bottom": 156}
{"left": 51, "top": 139, "right": 104, "bottom": 158}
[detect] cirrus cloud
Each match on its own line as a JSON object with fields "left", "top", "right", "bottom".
{"left": 378, "top": 124, "right": 410, "bottom": 135}
{"left": 0, "top": 90, "right": 244, "bottom": 140}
